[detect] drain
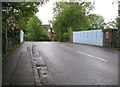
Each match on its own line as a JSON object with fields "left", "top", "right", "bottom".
{"left": 37, "top": 65, "right": 47, "bottom": 76}
{"left": 36, "top": 65, "right": 48, "bottom": 85}
{"left": 39, "top": 69, "right": 47, "bottom": 85}
{"left": 33, "top": 57, "right": 37, "bottom": 61}
{"left": 40, "top": 70, "right": 47, "bottom": 78}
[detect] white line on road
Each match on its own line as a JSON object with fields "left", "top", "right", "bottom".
{"left": 78, "top": 51, "right": 108, "bottom": 62}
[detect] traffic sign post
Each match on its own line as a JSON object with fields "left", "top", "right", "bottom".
{"left": 3, "top": 17, "right": 17, "bottom": 54}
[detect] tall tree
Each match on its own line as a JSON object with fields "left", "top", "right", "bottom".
{"left": 106, "top": 19, "right": 117, "bottom": 29}
{"left": 2, "top": 2, "right": 40, "bottom": 31}
{"left": 88, "top": 14, "right": 106, "bottom": 29}
{"left": 2, "top": 1, "right": 49, "bottom": 32}
{"left": 52, "top": 1, "right": 94, "bottom": 41}
{"left": 2, "top": 1, "right": 48, "bottom": 54}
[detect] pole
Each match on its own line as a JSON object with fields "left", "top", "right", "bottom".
{"left": 5, "top": 23, "right": 7, "bottom": 53}
{"left": 117, "top": 1, "right": 120, "bottom": 51}
{"left": 118, "top": 1, "right": 120, "bottom": 29}
{"left": 4, "top": 7, "right": 8, "bottom": 53}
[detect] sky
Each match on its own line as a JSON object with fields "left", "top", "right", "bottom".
{"left": 36, "top": 0, "right": 118, "bottom": 25}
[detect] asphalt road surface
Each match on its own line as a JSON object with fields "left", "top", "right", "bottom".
{"left": 33, "top": 42, "right": 118, "bottom": 85}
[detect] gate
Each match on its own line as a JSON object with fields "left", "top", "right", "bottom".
{"left": 103, "top": 29, "right": 118, "bottom": 48}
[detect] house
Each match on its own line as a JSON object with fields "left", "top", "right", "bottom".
{"left": 42, "top": 25, "right": 54, "bottom": 40}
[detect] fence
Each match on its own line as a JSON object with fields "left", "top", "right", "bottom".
{"left": 73, "top": 30, "right": 103, "bottom": 46}
{"left": 2, "top": 29, "right": 24, "bottom": 54}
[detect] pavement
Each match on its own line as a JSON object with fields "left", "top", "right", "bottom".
{"left": 2, "top": 41, "right": 118, "bottom": 86}
{"left": 2, "top": 42, "right": 36, "bottom": 86}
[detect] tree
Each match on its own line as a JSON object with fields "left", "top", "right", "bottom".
{"left": 52, "top": 1, "right": 94, "bottom": 41}
{"left": 105, "top": 19, "right": 117, "bottom": 29}
{"left": 2, "top": 2, "right": 41, "bottom": 31}
{"left": 104, "top": 17, "right": 119, "bottom": 30}
{"left": 2, "top": 1, "right": 49, "bottom": 32}
{"left": 2, "top": 1, "right": 49, "bottom": 54}
{"left": 25, "top": 16, "right": 49, "bottom": 41}
{"left": 88, "top": 14, "right": 106, "bottom": 29}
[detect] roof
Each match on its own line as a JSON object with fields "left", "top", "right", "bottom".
{"left": 42, "top": 25, "right": 51, "bottom": 29}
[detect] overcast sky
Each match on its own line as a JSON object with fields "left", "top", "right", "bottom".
{"left": 36, "top": 0, "right": 118, "bottom": 25}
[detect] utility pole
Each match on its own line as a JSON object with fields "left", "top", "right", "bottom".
{"left": 118, "top": 1, "right": 120, "bottom": 29}
{"left": 117, "top": 1, "right": 120, "bottom": 51}
{"left": 4, "top": 7, "right": 8, "bottom": 54}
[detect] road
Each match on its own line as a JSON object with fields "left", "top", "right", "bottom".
{"left": 32, "top": 42, "right": 118, "bottom": 85}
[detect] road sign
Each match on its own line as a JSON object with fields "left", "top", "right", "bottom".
{"left": 6, "top": 17, "right": 17, "bottom": 30}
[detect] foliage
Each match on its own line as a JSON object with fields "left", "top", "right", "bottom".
{"left": 62, "top": 27, "right": 73, "bottom": 42}
{"left": 25, "top": 16, "right": 50, "bottom": 41}
{"left": 2, "top": 1, "right": 48, "bottom": 54}
{"left": 52, "top": 1, "right": 94, "bottom": 41}
{"left": 104, "top": 17, "right": 119, "bottom": 29}
{"left": 104, "top": 17, "right": 120, "bottom": 49}
{"left": 2, "top": 1, "right": 49, "bottom": 32}
{"left": 106, "top": 20, "right": 117, "bottom": 29}
{"left": 2, "top": 2, "right": 41, "bottom": 32}
{"left": 88, "top": 14, "right": 106, "bottom": 29}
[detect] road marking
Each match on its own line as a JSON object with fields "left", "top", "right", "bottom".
{"left": 78, "top": 51, "right": 107, "bottom": 62}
